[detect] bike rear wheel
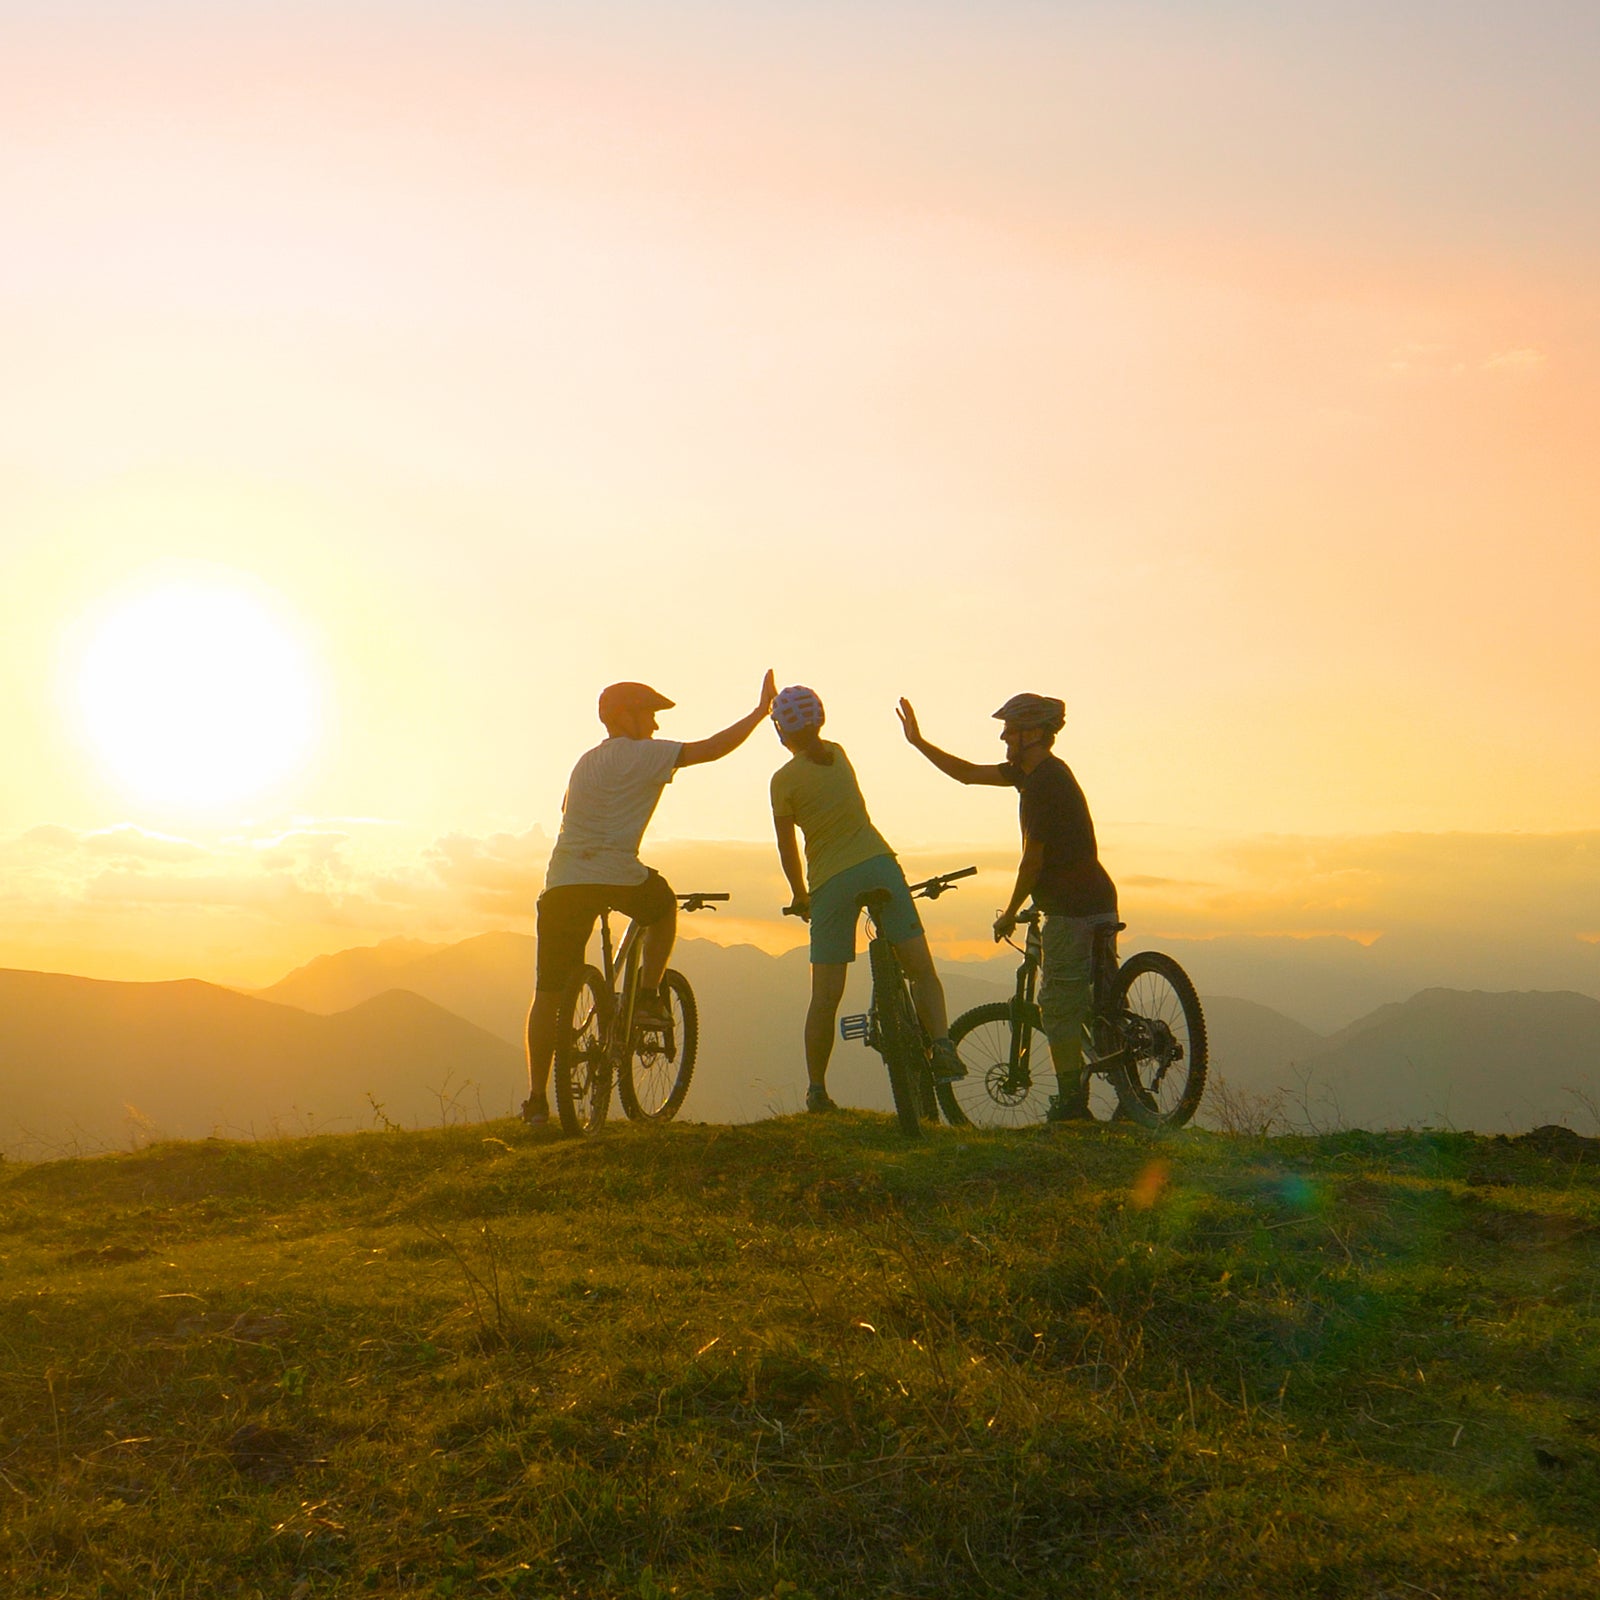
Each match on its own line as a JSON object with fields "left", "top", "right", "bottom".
{"left": 618, "top": 968, "right": 698, "bottom": 1121}
{"left": 869, "top": 938, "right": 927, "bottom": 1138}
{"left": 1104, "top": 952, "right": 1208, "bottom": 1129}
{"left": 552, "top": 964, "right": 613, "bottom": 1137}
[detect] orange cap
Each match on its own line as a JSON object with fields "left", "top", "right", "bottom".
{"left": 598, "top": 682, "right": 675, "bottom": 724}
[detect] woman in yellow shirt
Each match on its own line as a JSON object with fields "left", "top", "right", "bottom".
{"left": 769, "top": 686, "right": 963, "bottom": 1112}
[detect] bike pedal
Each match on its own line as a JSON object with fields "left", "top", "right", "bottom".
{"left": 839, "top": 1013, "right": 870, "bottom": 1042}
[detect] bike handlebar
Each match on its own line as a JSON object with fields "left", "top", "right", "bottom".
{"left": 781, "top": 867, "right": 977, "bottom": 921}
{"left": 678, "top": 892, "right": 730, "bottom": 914}
{"left": 908, "top": 865, "right": 978, "bottom": 900}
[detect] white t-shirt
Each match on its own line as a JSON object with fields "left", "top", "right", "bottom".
{"left": 544, "top": 736, "right": 685, "bottom": 889}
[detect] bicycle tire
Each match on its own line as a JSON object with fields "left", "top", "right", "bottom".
{"left": 868, "top": 937, "right": 925, "bottom": 1138}
{"left": 552, "top": 964, "right": 613, "bottom": 1137}
{"left": 939, "top": 1001, "right": 1053, "bottom": 1128}
{"left": 1104, "top": 952, "right": 1208, "bottom": 1129}
{"left": 618, "top": 968, "right": 698, "bottom": 1122}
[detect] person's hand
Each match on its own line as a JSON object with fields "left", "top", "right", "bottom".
{"left": 992, "top": 910, "right": 1018, "bottom": 943}
{"left": 757, "top": 669, "right": 777, "bottom": 715}
{"left": 783, "top": 895, "right": 811, "bottom": 923}
{"left": 896, "top": 698, "right": 922, "bottom": 745}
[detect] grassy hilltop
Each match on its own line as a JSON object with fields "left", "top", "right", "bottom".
{"left": 4, "top": 1116, "right": 1600, "bottom": 1598}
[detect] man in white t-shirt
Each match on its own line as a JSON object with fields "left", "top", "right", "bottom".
{"left": 523, "top": 672, "right": 776, "bottom": 1127}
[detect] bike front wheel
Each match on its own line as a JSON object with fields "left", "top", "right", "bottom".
{"left": 868, "top": 939, "right": 927, "bottom": 1138}
{"left": 618, "top": 968, "right": 698, "bottom": 1122}
{"left": 940, "top": 1001, "right": 1052, "bottom": 1128}
{"left": 552, "top": 964, "right": 613, "bottom": 1137}
{"left": 1104, "top": 952, "right": 1208, "bottom": 1129}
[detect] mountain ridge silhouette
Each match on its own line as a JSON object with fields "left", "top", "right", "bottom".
{"left": 7, "top": 940, "right": 1600, "bottom": 1158}
{"left": 0, "top": 966, "right": 521, "bottom": 1159}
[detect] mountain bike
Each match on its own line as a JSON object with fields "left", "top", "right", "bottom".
{"left": 832, "top": 866, "right": 977, "bottom": 1137}
{"left": 551, "top": 891, "right": 728, "bottom": 1137}
{"left": 942, "top": 912, "right": 1207, "bottom": 1131}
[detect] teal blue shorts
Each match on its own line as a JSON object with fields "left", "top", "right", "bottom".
{"left": 809, "top": 853, "right": 923, "bottom": 964}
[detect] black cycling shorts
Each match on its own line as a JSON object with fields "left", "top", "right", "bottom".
{"left": 534, "top": 869, "right": 676, "bottom": 991}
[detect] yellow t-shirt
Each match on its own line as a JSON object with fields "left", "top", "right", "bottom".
{"left": 770, "top": 742, "right": 893, "bottom": 891}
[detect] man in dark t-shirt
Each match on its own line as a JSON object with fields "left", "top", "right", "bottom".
{"left": 896, "top": 691, "right": 1118, "bottom": 1120}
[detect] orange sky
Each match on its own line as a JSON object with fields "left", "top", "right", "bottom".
{"left": 2, "top": 3, "right": 1597, "bottom": 985}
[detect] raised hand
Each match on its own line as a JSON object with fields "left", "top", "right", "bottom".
{"left": 896, "top": 697, "right": 922, "bottom": 746}
{"left": 758, "top": 670, "right": 777, "bottom": 714}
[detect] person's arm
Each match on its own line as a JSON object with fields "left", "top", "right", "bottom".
{"left": 896, "top": 698, "right": 1009, "bottom": 785}
{"left": 773, "top": 813, "right": 810, "bottom": 919}
{"left": 677, "top": 670, "right": 778, "bottom": 768}
{"left": 993, "top": 836, "right": 1045, "bottom": 941}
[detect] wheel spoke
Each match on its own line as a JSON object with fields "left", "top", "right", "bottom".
{"left": 620, "top": 969, "right": 698, "bottom": 1122}
{"left": 1108, "top": 954, "right": 1207, "bottom": 1127}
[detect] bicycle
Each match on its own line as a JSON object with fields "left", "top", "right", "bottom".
{"left": 551, "top": 890, "right": 729, "bottom": 1137}
{"left": 828, "top": 866, "right": 977, "bottom": 1138}
{"left": 942, "top": 912, "right": 1207, "bottom": 1130}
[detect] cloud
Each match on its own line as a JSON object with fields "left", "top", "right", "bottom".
{"left": 1384, "top": 343, "right": 1548, "bottom": 382}
{"left": 82, "top": 824, "right": 210, "bottom": 863}
{"left": 422, "top": 827, "right": 550, "bottom": 915}
{"left": 2, "top": 821, "right": 1595, "bottom": 992}
{"left": 1110, "top": 833, "right": 1600, "bottom": 987}
{"left": 1483, "top": 347, "right": 1547, "bottom": 375}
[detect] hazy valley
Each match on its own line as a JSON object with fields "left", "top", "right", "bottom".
{"left": 5, "top": 931, "right": 1600, "bottom": 1158}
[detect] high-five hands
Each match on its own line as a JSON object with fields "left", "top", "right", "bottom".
{"left": 758, "top": 670, "right": 777, "bottom": 715}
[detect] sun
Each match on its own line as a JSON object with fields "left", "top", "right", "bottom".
{"left": 75, "top": 579, "right": 321, "bottom": 811}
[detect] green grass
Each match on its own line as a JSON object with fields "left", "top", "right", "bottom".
{"left": 5, "top": 1114, "right": 1600, "bottom": 1597}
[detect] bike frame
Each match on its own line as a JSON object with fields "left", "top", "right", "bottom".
{"left": 592, "top": 891, "right": 728, "bottom": 1056}
{"left": 838, "top": 868, "right": 976, "bottom": 1130}
{"left": 840, "top": 866, "right": 979, "bottom": 1047}
{"left": 842, "top": 898, "right": 919, "bottom": 1049}
{"left": 999, "top": 916, "right": 1044, "bottom": 1095}
{"left": 998, "top": 912, "right": 1127, "bottom": 1095}
{"left": 594, "top": 908, "right": 646, "bottom": 1046}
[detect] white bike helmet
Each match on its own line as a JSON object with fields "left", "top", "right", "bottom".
{"left": 772, "top": 685, "right": 825, "bottom": 734}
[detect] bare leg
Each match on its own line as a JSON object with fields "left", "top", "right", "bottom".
{"left": 805, "top": 963, "right": 850, "bottom": 1088}
{"left": 893, "top": 934, "right": 951, "bottom": 1040}
{"left": 524, "top": 988, "right": 563, "bottom": 1108}
{"left": 639, "top": 900, "right": 678, "bottom": 992}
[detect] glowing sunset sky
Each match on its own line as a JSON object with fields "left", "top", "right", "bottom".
{"left": 2, "top": 1, "right": 1596, "bottom": 984}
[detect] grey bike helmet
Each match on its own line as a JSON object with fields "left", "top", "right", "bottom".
{"left": 992, "top": 693, "right": 1065, "bottom": 732}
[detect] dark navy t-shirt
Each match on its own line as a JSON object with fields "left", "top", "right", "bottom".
{"left": 999, "top": 754, "right": 1118, "bottom": 917}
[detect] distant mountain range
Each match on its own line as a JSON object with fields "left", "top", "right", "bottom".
{"left": 258, "top": 931, "right": 1017, "bottom": 1124}
{"left": 261, "top": 933, "right": 1600, "bottom": 1133}
{"left": 0, "top": 967, "right": 522, "bottom": 1159}
{"left": 5, "top": 934, "right": 1599, "bottom": 1158}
